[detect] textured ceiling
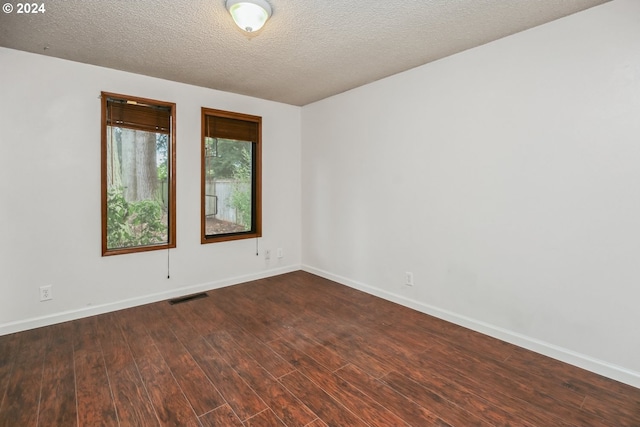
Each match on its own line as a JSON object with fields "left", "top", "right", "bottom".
{"left": 0, "top": 0, "right": 610, "bottom": 106}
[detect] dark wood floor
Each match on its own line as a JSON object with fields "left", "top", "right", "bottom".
{"left": 0, "top": 271, "right": 638, "bottom": 426}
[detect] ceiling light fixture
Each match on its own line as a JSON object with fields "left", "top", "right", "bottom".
{"left": 226, "top": 0, "right": 272, "bottom": 33}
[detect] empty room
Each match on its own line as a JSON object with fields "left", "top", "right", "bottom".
{"left": 1, "top": 0, "right": 639, "bottom": 425}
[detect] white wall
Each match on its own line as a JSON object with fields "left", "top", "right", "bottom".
{"left": 301, "top": 0, "right": 640, "bottom": 387}
{"left": 0, "top": 48, "right": 302, "bottom": 334}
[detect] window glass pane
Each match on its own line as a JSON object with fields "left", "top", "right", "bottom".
{"left": 204, "top": 137, "right": 253, "bottom": 236}
{"left": 201, "top": 107, "right": 260, "bottom": 244}
{"left": 106, "top": 126, "right": 169, "bottom": 249}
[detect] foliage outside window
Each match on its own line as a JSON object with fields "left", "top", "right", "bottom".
{"left": 101, "top": 92, "right": 176, "bottom": 255}
{"left": 201, "top": 108, "right": 261, "bottom": 243}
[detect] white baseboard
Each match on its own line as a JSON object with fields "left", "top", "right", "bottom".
{"left": 0, "top": 265, "right": 300, "bottom": 336}
{"left": 302, "top": 264, "right": 640, "bottom": 389}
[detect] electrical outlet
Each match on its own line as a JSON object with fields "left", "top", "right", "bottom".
{"left": 405, "top": 272, "right": 414, "bottom": 286}
{"left": 277, "top": 248, "right": 283, "bottom": 259}
{"left": 40, "top": 285, "right": 53, "bottom": 301}
{"left": 265, "top": 249, "right": 271, "bottom": 260}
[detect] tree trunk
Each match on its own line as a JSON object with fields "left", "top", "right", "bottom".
{"left": 116, "top": 129, "right": 158, "bottom": 202}
{"left": 135, "top": 131, "right": 158, "bottom": 200}
{"left": 120, "top": 128, "right": 137, "bottom": 201}
{"left": 106, "top": 127, "right": 122, "bottom": 189}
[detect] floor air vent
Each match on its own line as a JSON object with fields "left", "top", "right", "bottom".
{"left": 168, "top": 292, "right": 208, "bottom": 305}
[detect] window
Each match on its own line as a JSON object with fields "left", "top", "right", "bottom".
{"left": 201, "top": 108, "right": 261, "bottom": 243}
{"left": 101, "top": 92, "right": 176, "bottom": 255}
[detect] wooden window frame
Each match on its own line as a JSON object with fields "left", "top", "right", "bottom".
{"left": 101, "top": 91, "right": 177, "bottom": 256}
{"left": 201, "top": 107, "right": 262, "bottom": 244}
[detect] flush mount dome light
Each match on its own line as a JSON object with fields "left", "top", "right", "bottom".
{"left": 226, "top": 0, "right": 272, "bottom": 33}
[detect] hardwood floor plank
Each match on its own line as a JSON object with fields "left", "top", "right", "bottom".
{"left": 391, "top": 351, "right": 538, "bottom": 427}
{"left": 335, "top": 364, "right": 453, "bottom": 426}
{"left": 133, "top": 345, "right": 200, "bottom": 427}
{"left": 422, "top": 341, "right": 611, "bottom": 426}
{"left": 0, "top": 328, "right": 49, "bottom": 427}
{"left": 170, "top": 298, "right": 232, "bottom": 341}
{"left": 505, "top": 345, "right": 640, "bottom": 423}
{"left": 96, "top": 312, "right": 133, "bottom": 371}
{"left": 73, "top": 317, "right": 122, "bottom": 427}
{"left": 506, "top": 344, "right": 639, "bottom": 398}
{"left": 580, "top": 394, "right": 640, "bottom": 426}
{"left": 153, "top": 302, "right": 204, "bottom": 344}
{"left": 288, "top": 313, "right": 391, "bottom": 378}
{"left": 205, "top": 331, "right": 316, "bottom": 427}
{"left": 74, "top": 350, "right": 119, "bottom": 426}
{"left": 269, "top": 338, "right": 410, "bottom": 427}
{"left": 380, "top": 371, "right": 493, "bottom": 426}
{"left": 244, "top": 409, "right": 286, "bottom": 427}
{"left": 407, "top": 347, "right": 604, "bottom": 427}
{"left": 432, "top": 337, "right": 586, "bottom": 408}
{"left": 0, "top": 333, "right": 21, "bottom": 416}
{"left": 121, "top": 303, "right": 201, "bottom": 427}
{"left": 245, "top": 379, "right": 314, "bottom": 427}
{"left": 279, "top": 370, "right": 369, "bottom": 427}
{"left": 277, "top": 328, "right": 347, "bottom": 373}
{"left": 284, "top": 274, "right": 369, "bottom": 317}
{"left": 198, "top": 404, "right": 243, "bottom": 427}
{"left": 146, "top": 327, "right": 224, "bottom": 416}
{"left": 108, "top": 363, "right": 161, "bottom": 427}
{"left": 72, "top": 316, "right": 101, "bottom": 353}
{"left": 183, "top": 336, "right": 266, "bottom": 421}
{"left": 37, "top": 322, "right": 77, "bottom": 427}
{"left": 96, "top": 312, "right": 160, "bottom": 427}
{"left": 230, "top": 279, "right": 302, "bottom": 328}
{"left": 206, "top": 288, "right": 286, "bottom": 342}
{"left": 115, "top": 306, "right": 157, "bottom": 359}
{"left": 221, "top": 325, "right": 295, "bottom": 379}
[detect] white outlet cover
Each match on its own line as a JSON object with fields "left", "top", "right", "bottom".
{"left": 405, "top": 272, "right": 414, "bottom": 286}
{"left": 40, "top": 285, "right": 53, "bottom": 301}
